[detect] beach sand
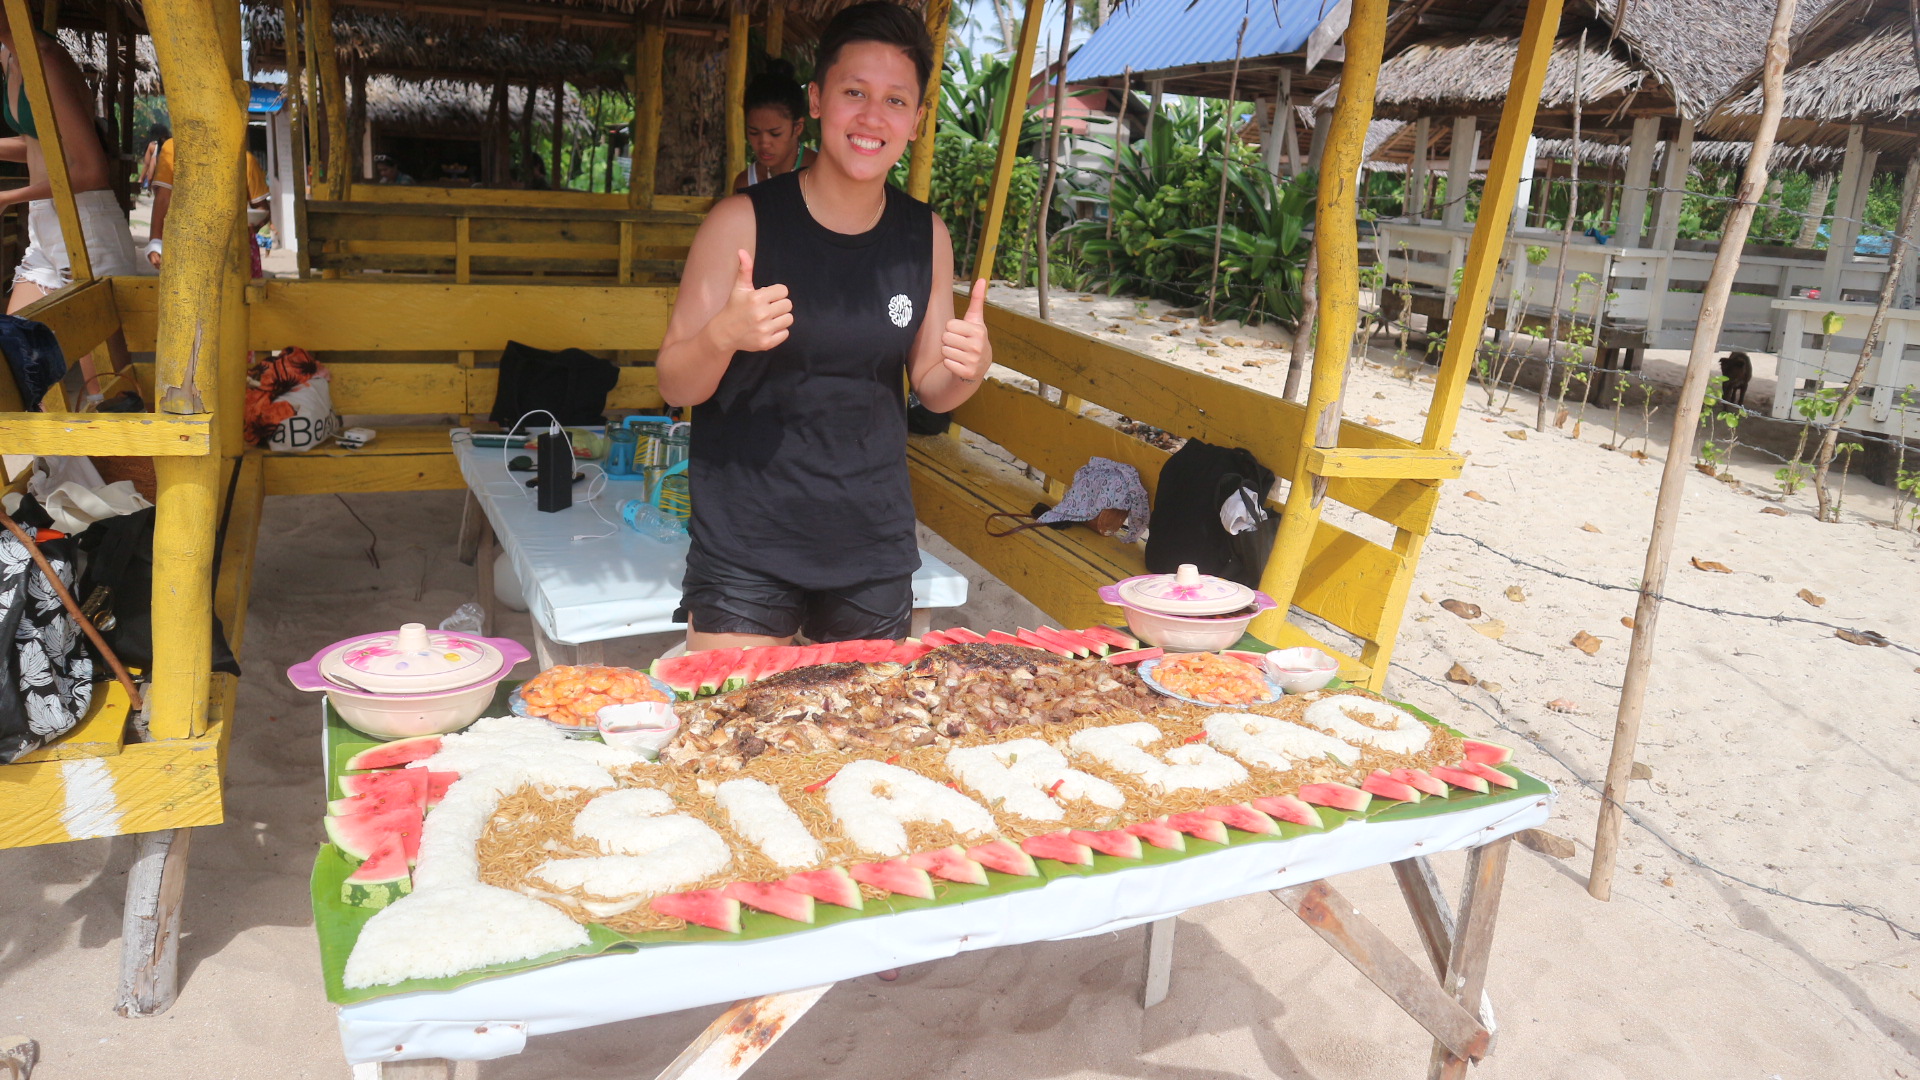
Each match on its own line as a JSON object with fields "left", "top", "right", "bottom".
{"left": 1, "top": 286, "right": 1915, "bottom": 1078}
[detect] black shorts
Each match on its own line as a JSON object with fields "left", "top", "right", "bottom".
{"left": 680, "top": 540, "right": 912, "bottom": 642}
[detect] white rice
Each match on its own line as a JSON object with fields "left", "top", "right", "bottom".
{"left": 1203, "top": 711, "right": 1360, "bottom": 770}
{"left": 715, "top": 778, "right": 825, "bottom": 868}
{"left": 342, "top": 883, "right": 590, "bottom": 988}
{"left": 824, "top": 759, "right": 998, "bottom": 857}
{"left": 412, "top": 762, "right": 616, "bottom": 892}
{"left": 572, "top": 786, "right": 676, "bottom": 840}
{"left": 1067, "top": 722, "right": 1248, "bottom": 793}
{"left": 414, "top": 715, "right": 646, "bottom": 775}
{"left": 945, "top": 738, "right": 1126, "bottom": 820}
{"left": 1303, "top": 696, "right": 1433, "bottom": 756}
{"left": 533, "top": 812, "right": 731, "bottom": 913}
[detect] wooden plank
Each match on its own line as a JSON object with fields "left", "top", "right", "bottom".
{"left": 0, "top": 727, "right": 226, "bottom": 849}
{"left": 109, "top": 277, "right": 159, "bottom": 350}
{"left": 1291, "top": 521, "right": 1406, "bottom": 646}
{"left": 1306, "top": 447, "right": 1464, "bottom": 480}
{"left": 15, "top": 279, "right": 120, "bottom": 360}
{"left": 655, "top": 195, "right": 716, "bottom": 215}
{"left": 3, "top": 0, "right": 90, "bottom": 281}
{"left": 348, "top": 182, "right": 629, "bottom": 210}
{"left": 0, "top": 413, "right": 211, "bottom": 456}
{"left": 264, "top": 452, "right": 464, "bottom": 496}
{"left": 1433, "top": 838, "right": 1512, "bottom": 1080}
{"left": 324, "top": 364, "right": 468, "bottom": 414}
{"left": 213, "top": 455, "right": 265, "bottom": 655}
{"left": 631, "top": 18, "right": 666, "bottom": 210}
{"left": 247, "top": 282, "right": 677, "bottom": 351}
{"left": 466, "top": 366, "right": 663, "bottom": 413}
{"left": 1274, "top": 880, "right": 1491, "bottom": 1063}
{"left": 310, "top": 199, "right": 705, "bottom": 226}
{"left": 147, "top": 453, "right": 222, "bottom": 741}
{"left": 12, "top": 681, "right": 132, "bottom": 763}
{"left": 652, "top": 985, "right": 832, "bottom": 1080}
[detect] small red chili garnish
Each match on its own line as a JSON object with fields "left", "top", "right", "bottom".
{"left": 803, "top": 772, "right": 838, "bottom": 793}
{"left": 1046, "top": 779, "right": 1065, "bottom": 798}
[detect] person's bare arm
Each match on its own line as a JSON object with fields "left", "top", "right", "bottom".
{"left": 0, "top": 136, "right": 25, "bottom": 162}
{"left": 908, "top": 217, "right": 991, "bottom": 413}
{"left": 33, "top": 33, "right": 111, "bottom": 191}
{"left": 656, "top": 194, "right": 793, "bottom": 407}
{"left": 149, "top": 183, "right": 171, "bottom": 239}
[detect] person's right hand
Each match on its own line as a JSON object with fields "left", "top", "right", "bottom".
{"left": 709, "top": 250, "right": 791, "bottom": 353}
{"left": 146, "top": 250, "right": 162, "bottom": 269}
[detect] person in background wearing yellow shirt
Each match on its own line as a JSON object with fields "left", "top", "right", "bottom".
{"left": 145, "top": 138, "right": 273, "bottom": 277}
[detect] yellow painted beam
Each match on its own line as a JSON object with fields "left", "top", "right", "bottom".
{"left": 13, "top": 278, "right": 121, "bottom": 361}
{"left": 2, "top": 0, "right": 90, "bottom": 281}
{"left": 147, "top": 453, "right": 220, "bottom": 742}
{"left": 1304, "top": 446, "right": 1464, "bottom": 480}
{"left": 0, "top": 412, "right": 211, "bottom": 456}
{"left": 282, "top": 0, "right": 313, "bottom": 278}
{"left": 349, "top": 183, "right": 631, "bottom": 211}
{"left": 0, "top": 725, "right": 226, "bottom": 849}
{"left": 247, "top": 282, "right": 676, "bottom": 351}
{"left": 264, "top": 451, "right": 463, "bottom": 496}
{"left": 13, "top": 681, "right": 131, "bottom": 763}
{"left": 1420, "top": 0, "right": 1563, "bottom": 451}
{"left": 725, "top": 2, "right": 751, "bottom": 188}
{"left": 766, "top": 1, "right": 784, "bottom": 56}
{"left": 1253, "top": 0, "right": 1387, "bottom": 647}
{"left": 213, "top": 455, "right": 265, "bottom": 655}
{"left": 974, "top": 0, "right": 1046, "bottom": 282}
{"left": 907, "top": 0, "right": 953, "bottom": 202}
{"left": 310, "top": 0, "right": 351, "bottom": 199}
{"left": 631, "top": 19, "right": 666, "bottom": 210}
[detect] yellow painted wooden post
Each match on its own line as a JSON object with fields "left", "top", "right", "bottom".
{"left": 281, "top": 0, "right": 312, "bottom": 277}
{"left": 766, "top": 1, "right": 785, "bottom": 57}
{"left": 907, "top": 0, "right": 952, "bottom": 202}
{"left": 1420, "top": 0, "right": 1562, "bottom": 452}
{"left": 3, "top": 0, "right": 90, "bottom": 281}
{"left": 309, "top": 0, "right": 350, "bottom": 200}
{"left": 629, "top": 19, "right": 665, "bottom": 211}
{"left": 1250, "top": 0, "right": 1387, "bottom": 643}
{"left": 725, "top": 2, "right": 751, "bottom": 189}
{"left": 144, "top": 0, "right": 246, "bottom": 741}
{"left": 972, "top": 0, "right": 1045, "bottom": 283}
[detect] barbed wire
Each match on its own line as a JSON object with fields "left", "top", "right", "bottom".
{"left": 1387, "top": 661, "right": 1920, "bottom": 941}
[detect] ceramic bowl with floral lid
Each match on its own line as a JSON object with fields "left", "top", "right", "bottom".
{"left": 287, "top": 622, "right": 531, "bottom": 739}
{"left": 1098, "top": 564, "right": 1278, "bottom": 651}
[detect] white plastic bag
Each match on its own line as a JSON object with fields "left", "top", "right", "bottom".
{"left": 268, "top": 375, "right": 339, "bottom": 452}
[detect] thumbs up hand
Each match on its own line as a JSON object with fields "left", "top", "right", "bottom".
{"left": 940, "top": 279, "right": 992, "bottom": 384}
{"left": 713, "top": 249, "right": 793, "bottom": 353}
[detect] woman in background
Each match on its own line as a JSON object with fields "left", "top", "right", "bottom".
{"left": 729, "top": 60, "right": 811, "bottom": 192}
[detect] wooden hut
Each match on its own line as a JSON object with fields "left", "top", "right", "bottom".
{"left": 1357, "top": 0, "right": 1859, "bottom": 372}
{"left": 1706, "top": 0, "right": 1920, "bottom": 440}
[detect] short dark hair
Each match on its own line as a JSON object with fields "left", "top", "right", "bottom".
{"left": 812, "top": 2, "right": 934, "bottom": 102}
{"left": 745, "top": 58, "right": 809, "bottom": 121}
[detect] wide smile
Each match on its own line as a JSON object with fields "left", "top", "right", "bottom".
{"left": 847, "top": 133, "right": 885, "bottom": 155}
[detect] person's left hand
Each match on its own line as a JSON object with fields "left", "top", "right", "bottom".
{"left": 942, "top": 279, "right": 990, "bottom": 384}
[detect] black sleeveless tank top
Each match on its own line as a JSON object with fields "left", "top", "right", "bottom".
{"left": 688, "top": 171, "right": 932, "bottom": 590}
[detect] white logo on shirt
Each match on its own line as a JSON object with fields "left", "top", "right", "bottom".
{"left": 887, "top": 294, "right": 913, "bottom": 328}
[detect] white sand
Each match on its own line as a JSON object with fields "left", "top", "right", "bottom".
{"left": 0, "top": 283, "right": 1915, "bottom": 1077}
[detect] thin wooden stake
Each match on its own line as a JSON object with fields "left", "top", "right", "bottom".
{"left": 1537, "top": 29, "right": 1584, "bottom": 431}
{"left": 1591, "top": 0, "right": 1801, "bottom": 900}
{"left": 1107, "top": 66, "right": 1129, "bottom": 241}
{"left": 971, "top": 0, "right": 1046, "bottom": 284}
{"left": 1205, "top": 13, "right": 1249, "bottom": 322}
{"left": 1037, "top": 6, "right": 1072, "bottom": 321}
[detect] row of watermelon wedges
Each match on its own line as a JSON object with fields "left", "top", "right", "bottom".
{"left": 645, "top": 625, "right": 1162, "bottom": 701}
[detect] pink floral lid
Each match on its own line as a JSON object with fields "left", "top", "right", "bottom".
{"left": 1113, "top": 563, "right": 1257, "bottom": 617}
{"left": 316, "top": 623, "right": 505, "bottom": 694}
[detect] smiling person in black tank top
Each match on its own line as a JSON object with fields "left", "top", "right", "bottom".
{"left": 657, "top": 2, "right": 993, "bottom": 651}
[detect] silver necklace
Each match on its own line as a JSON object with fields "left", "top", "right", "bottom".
{"left": 800, "top": 170, "right": 885, "bottom": 233}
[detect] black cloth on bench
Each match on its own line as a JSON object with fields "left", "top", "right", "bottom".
{"left": 489, "top": 340, "right": 619, "bottom": 429}
{"left": 1143, "top": 439, "right": 1278, "bottom": 589}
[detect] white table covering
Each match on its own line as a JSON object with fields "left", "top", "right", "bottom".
{"left": 451, "top": 431, "right": 969, "bottom": 645}
{"left": 338, "top": 789, "right": 1553, "bottom": 1064}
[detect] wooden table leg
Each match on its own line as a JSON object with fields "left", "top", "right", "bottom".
{"left": 1394, "top": 857, "right": 1498, "bottom": 1050}
{"left": 1430, "top": 838, "right": 1512, "bottom": 1080}
{"left": 115, "top": 827, "right": 193, "bottom": 1017}
{"left": 575, "top": 641, "right": 605, "bottom": 665}
{"left": 530, "top": 619, "right": 564, "bottom": 670}
{"left": 475, "top": 519, "right": 497, "bottom": 638}
{"left": 652, "top": 985, "right": 833, "bottom": 1080}
{"left": 909, "top": 608, "right": 932, "bottom": 639}
{"left": 456, "top": 491, "right": 482, "bottom": 566}
{"left": 354, "top": 1060, "right": 457, "bottom": 1079}
{"left": 1141, "top": 916, "right": 1177, "bottom": 1008}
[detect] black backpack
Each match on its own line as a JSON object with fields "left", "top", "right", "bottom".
{"left": 1143, "top": 439, "right": 1279, "bottom": 589}
{"left": 489, "top": 340, "right": 620, "bottom": 429}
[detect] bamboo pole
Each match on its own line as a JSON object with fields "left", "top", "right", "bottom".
{"left": 630, "top": 18, "right": 665, "bottom": 209}
{"left": 1205, "top": 15, "right": 1249, "bottom": 322}
{"left": 309, "top": 0, "right": 350, "bottom": 199}
{"left": 907, "top": 0, "right": 953, "bottom": 201}
{"left": 1416, "top": 0, "right": 1562, "bottom": 453}
{"left": 725, "top": 1, "right": 751, "bottom": 188}
{"left": 766, "top": 0, "right": 785, "bottom": 57}
{"left": 1537, "top": 29, "right": 1584, "bottom": 431}
{"left": 972, "top": 0, "right": 1046, "bottom": 283}
{"left": 550, "top": 79, "right": 565, "bottom": 189}
{"left": 104, "top": 7, "right": 121, "bottom": 206}
{"left": 1106, "top": 66, "right": 1130, "bottom": 241}
{"left": 1590, "top": 0, "right": 1801, "bottom": 901}
{"left": 1250, "top": 0, "right": 1387, "bottom": 640}
{"left": 300, "top": 0, "right": 324, "bottom": 185}
{"left": 517, "top": 80, "right": 537, "bottom": 184}
{"left": 283, "top": 0, "right": 311, "bottom": 276}
{"left": 1036, "top": 7, "right": 1072, "bottom": 321}
{"left": 349, "top": 59, "right": 367, "bottom": 181}
{"left": 144, "top": 0, "right": 246, "bottom": 742}
{"left": 3, "top": 0, "right": 90, "bottom": 281}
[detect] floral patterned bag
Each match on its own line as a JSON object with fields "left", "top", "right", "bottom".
{"left": 0, "top": 501, "right": 94, "bottom": 764}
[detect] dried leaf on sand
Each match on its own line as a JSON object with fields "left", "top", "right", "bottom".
{"left": 1690, "top": 557, "right": 1733, "bottom": 574}
{"left": 1465, "top": 490, "right": 1489, "bottom": 502}
{"left": 1440, "top": 599, "right": 1482, "bottom": 620}
{"left": 1570, "top": 631, "right": 1603, "bottom": 655}
{"left": 1445, "top": 662, "right": 1478, "bottom": 685}
{"left": 1504, "top": 586, "right": 1526, "bottom": 602}
{"left": 1797, "top": 589, "right": 1826, "bottom": 608}
{"left": 1580, "top": 523, "right": 1602, "bottom": 533}
{"left": 1472, "top": 620, "right": 1507, "bottom": 640}
{"left": 1834, "top": 629, "right": 1889, "bottom": 648}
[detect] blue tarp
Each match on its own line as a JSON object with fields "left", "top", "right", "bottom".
{"left": 248, "top": 86, "right": 286, "bottom": 114}
{"left": 1065, "top": 0, "right": 1341, "bottom": 82}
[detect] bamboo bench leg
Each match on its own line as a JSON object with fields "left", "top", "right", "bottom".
{"left": 1425, "top": 838, "right": 1512, "bottom": 1080}
{"left": 1141, "top": 916, "right": 1177, "bottom": 1009}
{"left": 1393, "top": 856, "right": 1498, "bottom": 1054}
{"left": 115, "top": 827, "right": 193, "bottom": 1017}
{"left": 652, "top": 984, "right": 834, "bottom": 1080}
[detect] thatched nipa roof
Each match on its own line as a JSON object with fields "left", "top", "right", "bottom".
{"left": 1354, "top": 33, "right": 1644, "bottom": 123}
{"left": 361, "top": 76, "right": 597, "bottom": 137}
{"left": 58, "top": 27, "right": 160, "bottom": 94}
{"left": 244, "top": 5, "right": 631, "bottom": 88}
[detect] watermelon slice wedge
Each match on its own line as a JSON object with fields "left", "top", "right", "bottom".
{"left": 1201, "top": 803, "right": 1279, "bottom": 835}
{"left": 1250, "top": 795, "right": 1324, "bottom": 830}
{"left": 1016, "top": 628, "right": 1074, "bottom": 657}
{"left": 965, "top": 839, "right": 1039, "bottom": 877}
{"left": 1461, "top": 761, "right": 1520, "bottom": 790}
{"left": 1069, "top": 828, "right": 1145, "bottom": 859}
{"left": 651, "top": 890, "right": 743, "bottom": 932}
{"left": 1462, "top": 740, "right": 1514, "bottom": 767}
{"left": 783, "top": 867, "right": 864, "bottom": 910}
{"left": 343, "top": 735, "right": 443, "bottom": 771}
{"left": 849, "top": 859, "right": 936, "bottom": 899}
{"left": 340, "top": 833, "right": 413, "bottom": 909}
{"left": 1079, "top": 625, "right": 1140, "bottom": 653}
{"left": 339, "top": 767, "right": 430, "bottom": 802}
{"left": 650, "top": 653, "right": 707, "bottom": 700}
{"left": 722, "top": 881, "right": 816, "bottom": 923}
{"left": 423, "top": 770, "right": 458, "bottom": 807}
{"left": 907, "top": 845, "right": 990, "bottom": 885}
{"left": 1034, "top": 627, "right": 1093, "bottom": 657}
{"left": 943, "top": 627, "right": 988, "bottom": 644}
{"left": 700, "top": 648, "right": 743, "bottom": 694}
{"left": 1163, "top": 812, "right": 1230, "bottom": 844}
{"left": 1298, "top": 782, "right": 1373, "bottom": 813}
{"left": 1122, "top": 818, "right": 1187, "bottom": 851}
{"left": 984, "top": 630, "right": 1022, "bottom": 645}
{"left": 1104, "top": 647, "right": 1164, "bottom": 665}
{"left": 918, "top": 630, "right": 956, "bottom": 647}
{"left": 1361, "top": 771, "right": 1424, "bottom": 803}
{"left": 327, "top": 786, "right": 423, "bottom": 817}
{"left": 1389, "top": 768, "right": 1449, "bottom": 799}
{"left": 326, "top": 803, "right": 424, "bottom": 864}
{"left": 1428, "top": 765, "right": 1492, "bottom": 794}
{"left": 1020, "top": 832, "right": 1094, "bottom": 866}
{"left": 1055, "top": 628, "right": 1110, "bottom": 656}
